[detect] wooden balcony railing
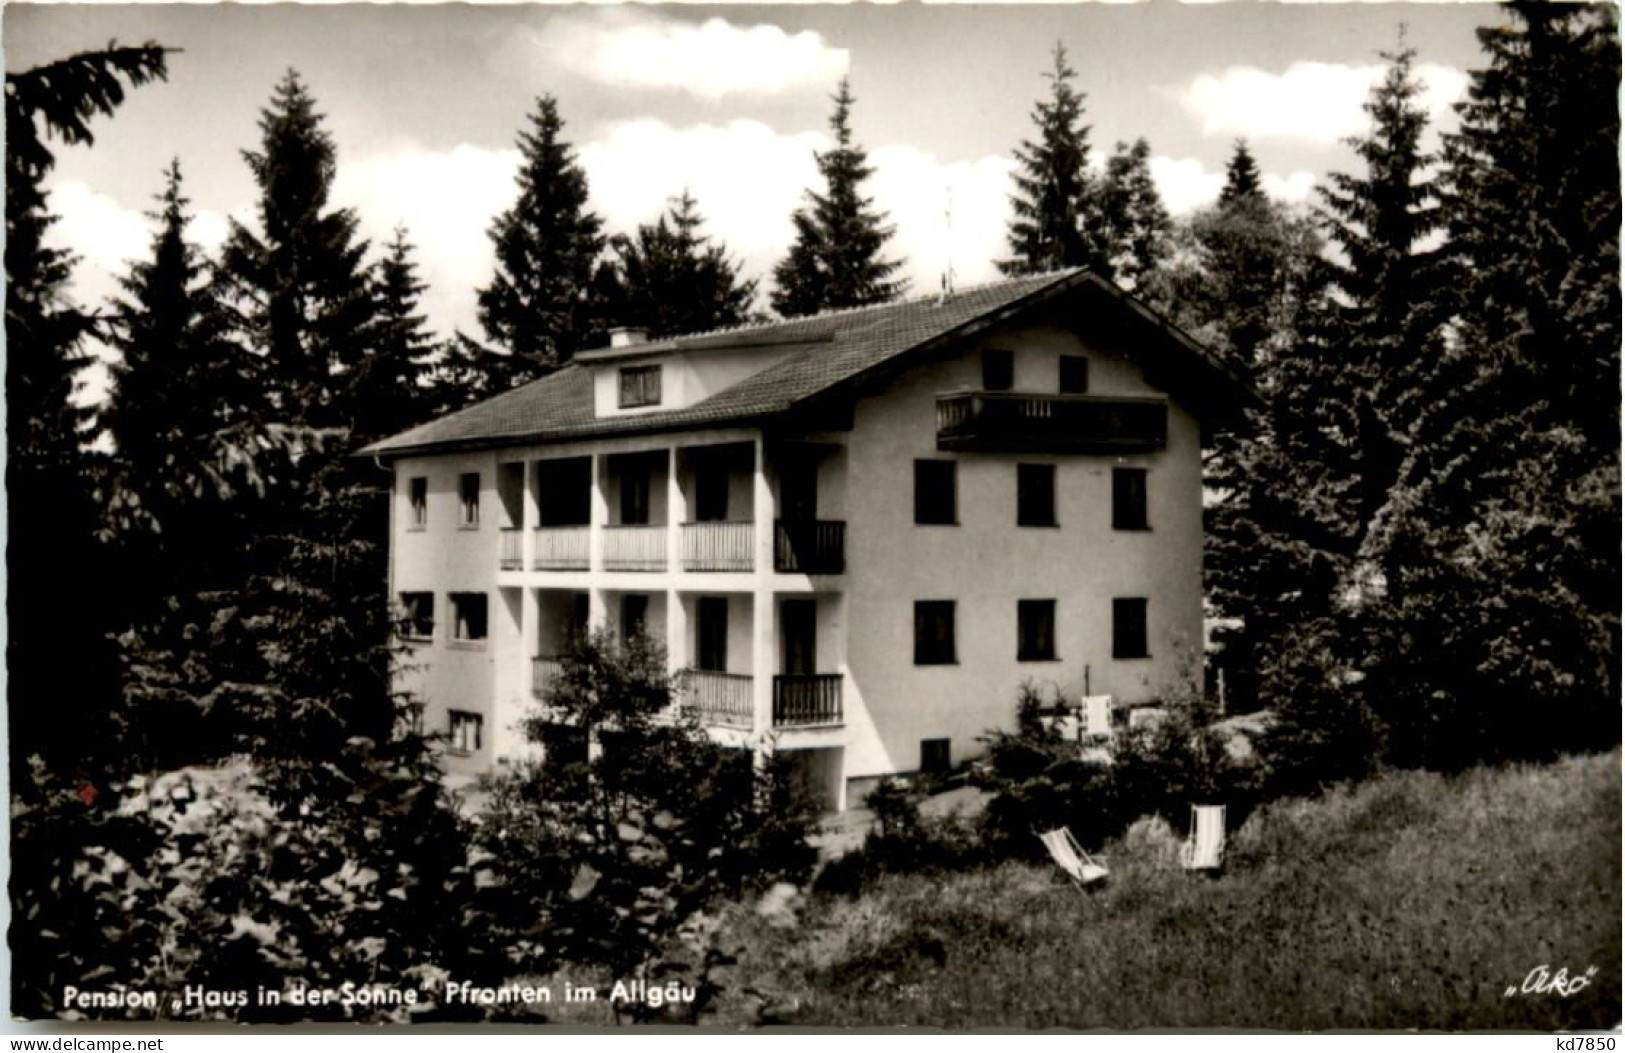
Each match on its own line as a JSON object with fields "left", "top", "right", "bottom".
{"left": 532, "top": 655, "right": 564, "bottom": 699}
{"left": 603, "top": 524, "right": 667, "bottom": 571}
{"left": 678, "top": 670, "right": 754, "bottom": 728}
{"left": 533, "top": 526, "right": 589, "bottom": 571}
{"left": 774, "top": 519, "right": 845, "bottom": 574}
{"left": 498, "top": 527, "right": 524, "bottom": 570}
{"left": 681, "top": 521, "right": 754, "bottom": 572}
{"left": 936, "top": 392, "right": 1168, "bottom": 454}
{"left": 773, "top": 674, "right": 843, "bottom": 727}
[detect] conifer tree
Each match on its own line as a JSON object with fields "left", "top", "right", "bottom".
{"left": 1358, "top": 2, "right": 1621, "bottom": 767}
{"left": 598, "top": 190, "right": 757, "bottom": 339}
{"left": 5, "top": 44, "right": 170, "bottom": 767}
{"left": 1218, "top": 140, "right": 1265, "bottom": 208}
{"left": 999, "top": 43, "right": 1106, "bottom": 277}
{"left": 478, "top": 95, "right": 605, "bottom": 376}
{"left": 770, "top": 78, "right": 905, "bottom": 317}
{"left": 215, "top": 70, "right": 377, "bottom": 432}
{"left": 352, "top": 227, "right": 438, "bottom": 446}
{"left": 1097, "top": 138, "right": 1172, "bottom": 292}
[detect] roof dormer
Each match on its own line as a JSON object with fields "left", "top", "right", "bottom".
{"left": 581, "top": 325, "right": 823, "bottom": 419}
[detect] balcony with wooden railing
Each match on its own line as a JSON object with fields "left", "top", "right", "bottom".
{"left": 681, "top": 521, "right": 754, "bottom": 572}
{"left": 772, "top": 674, "right": 843, "bottom": 727}
{"left": 498, "top": 527, "right": 524, "bottom": 571}
{"left": 531, "top": 655, "right": 564, "bottom": 699}
{"left": 603, "top": 525, "right": 667, "bottom": 571}
{"left": 678, "top": 670, "right": 755, "bottom": 728}
{"left": 774, "top": 519, "right": 845, "bottom": 575}
{"left": 533, "top": 526, "right": 590, "bottom": 571}
{"left": 936, "top": 392, "right": 1168, "bottom": 454}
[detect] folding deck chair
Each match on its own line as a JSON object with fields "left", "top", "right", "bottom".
{"left": 1180, "top": 804, "right": 1227, "bottom": 872}
{"left": 1037, "top": 827, "right": 1109, "bottom": 889}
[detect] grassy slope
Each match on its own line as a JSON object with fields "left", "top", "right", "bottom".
{"left": 715, "top": 751, "right": 1621, "bottom": 1030}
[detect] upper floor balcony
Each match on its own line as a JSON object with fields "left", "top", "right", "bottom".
{"left": 936, "top": 391, "right": 1167, "bottom": 454}
{"left": 493, "top": 439, "right": 846, "bottom": 577}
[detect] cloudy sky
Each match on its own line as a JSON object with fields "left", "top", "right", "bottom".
{"left": 7, "top": 2, "right": 1502, "bottom": 377}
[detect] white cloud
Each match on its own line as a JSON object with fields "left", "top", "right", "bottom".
{"left": 333, "top": 143, "right": 523, "bottom": 339}
{"left": 525, "top": 10, "right": 849, "bottom": 100}
{"left": 1149, "top": 155, "right": 1316, "bottom": 214}
{"left": 868, "top": 145, "right": 1015, "bottom": 293}
{"left": 1178, "top": 61, "right": 1468, "bottom": 145}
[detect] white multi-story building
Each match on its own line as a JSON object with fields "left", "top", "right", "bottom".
{"left": 362, "top": 269, "right": 1248, "bottom": 811}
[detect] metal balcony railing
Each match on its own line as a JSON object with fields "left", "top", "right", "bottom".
{"left": 774, "top": 519, "right": 845, "bottom": 574}
{"left": 772, "top": 674, "right": 843, "bottom": 727}
{"left": 936, "top": 392, "right": 1168, "bottom": 454}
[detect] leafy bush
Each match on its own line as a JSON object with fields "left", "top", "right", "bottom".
{"left": 475, "top": 629, "right": 818, "bottom": 1023}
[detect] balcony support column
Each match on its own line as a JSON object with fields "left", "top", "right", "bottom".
{"left": 666, "top": 590, "right": 690, "bottom": 679}
{"left": 589, "top": 453, "right": 609, "bottom": 574}
{"left": 523, "top": 458, "right": 539, "bottom": 570}
{"left": 667, "top": 446, "right": 686, "bottom": 577}
{"left": 751, "top": 591, "right": 775, "bottom": 738}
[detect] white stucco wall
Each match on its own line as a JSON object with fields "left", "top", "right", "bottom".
{"left": 392, "top": 450, "right": 504, "bottom": 774}
{"left": 836, "top": 314, "right": 1204, "bottom": 784}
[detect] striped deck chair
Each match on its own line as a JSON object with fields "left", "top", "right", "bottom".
{"left": 1038, "top": 827, "right": 1109, "bottom": 889}
{"left": 1180, "top": 804, "right": 1227, "bottom": 871}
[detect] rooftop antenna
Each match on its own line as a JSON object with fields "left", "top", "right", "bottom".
{"left": 939, "top": 184, "right": 956, "bottom": 303}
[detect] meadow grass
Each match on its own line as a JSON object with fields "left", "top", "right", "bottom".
{"left": 711, "top": 750, "right": 1621, "bottom": 1030}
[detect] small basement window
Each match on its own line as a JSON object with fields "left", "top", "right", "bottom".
{"left": 448, "top": 710, "right": 483, "bottom": 754}
{"left": 921, "top": 738, "right": 951, "bottom": 775}
{"left": 619, "top": 364, "right": 662, "bottom": 408}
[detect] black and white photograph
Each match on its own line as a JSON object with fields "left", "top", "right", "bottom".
{"left": 4, "top": 0, "right": 1620, "bottom": 1034}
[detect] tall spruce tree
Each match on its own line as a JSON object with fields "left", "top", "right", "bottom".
{"left": 353, "top": 227, "right": 438, "bottom": 446}
{"left": 216, "top": 70, "right": 377, "bottom": 432}
{"left": 1097, "top": 138, "right": 1172, "bottom": 291}
{"left": 598, "top": 190, "right": 757, "bottom": 338}
{"left": 770, "top": 78, "right": 905, "bottom": 317}
{"left": 478, "top": 95, "right": 605, "bottom": 377}
{"left": 5, "top": 44, "right": 170, "bottom": 768}
{"left": 999, "top": 43, "right": 1107, "bottom": 277}
{"left": 1218, "top": 140, "right": 1265, "bottom": 207}
{"left": 1358, "top": 2, "right": 1621, "bottom": 768}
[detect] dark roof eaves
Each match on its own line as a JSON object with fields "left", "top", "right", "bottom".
{"left": 361, "top": 407, "right": 783, "bottom": 460}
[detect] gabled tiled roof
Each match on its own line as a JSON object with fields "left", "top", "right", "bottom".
{"left": 361, "top": 269, "right": 1247, "bottom": 457}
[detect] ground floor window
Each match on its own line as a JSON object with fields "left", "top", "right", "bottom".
{"left": 1113, "top": 597, "right": 1149, "bottom": 659}
{"left": 450, "top": 592, "right": 488, "bottom": 642}
{"left": 448, "top": 710, "right": 483, "bottom": 753}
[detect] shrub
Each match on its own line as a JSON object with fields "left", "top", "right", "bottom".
{"left": 475, "top": 629, "right": 819, "bottom": 1023}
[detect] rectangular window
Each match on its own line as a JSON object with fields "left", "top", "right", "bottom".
{"left": 920, "top": 738, "right": 951, "bottom": 775}
{"left": 408, "top": 477, "right": 428, "bottom": 529}
{"left": 448, "top": 710, "right": 483, "bottom": 753}
{"left": 1059, "top": 355, "right": 1089, "bottom": 394}
{"left": 459, "top": 472, "right": 480, "bottom": 528}
{"left": 982, "top": 348, "right": 1015, "bottom": 391}
{"left": 618, "top": 365, "right": 662, "bottom": 408}
{"left": 622, "top": 593, "right": 650, "bottom": 643}
{"left": 1113, "top": 468, "right": 1149, "bottom": 531}
{"left": 450, "top": 592, "right": 488, "bottom": 642}
{"left": 697, "top": 596, "right": 729, "bottom": 672}
{"left": 1017, "top": 463, "right": 1057, "bottom": 527}
{"left": 914, "top": 600, "right": 956, "bottom": 665}
{"left": 398, "top": 591, "right": 434, "bottom": 640}
{"left": 1018, "top": 599, "right": 1057, "bottom": 661}
{"left": 695, "top": 462, "right": 729, "bottom": 522}
{"left": 1113, "top": 597, "right": 1149, "bottom": 659}
{"left": 914, "top": 459, "right": 957, "bottom": 525}
{"left": 620, "top": 464, "right": 651, "bottom": 525}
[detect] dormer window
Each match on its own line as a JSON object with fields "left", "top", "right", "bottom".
{"left": 618, "top": 365, "right": 662, "bottom": 408}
